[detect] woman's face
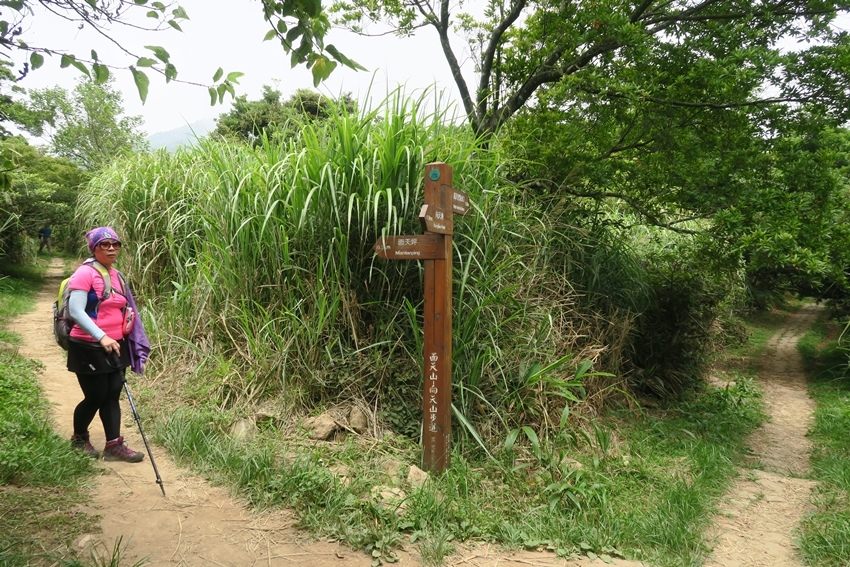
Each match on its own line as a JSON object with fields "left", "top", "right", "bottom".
{"left": 93, "top": 239, "right": 121, "bottom": 266}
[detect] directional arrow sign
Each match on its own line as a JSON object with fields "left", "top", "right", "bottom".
{"left": 419, "top": 204, "right": 453, "bottom": 235}
{"left": 445, "top": 186, "right": 470, "bottom": 216}
{"left": 374, "top": 234, "right": 446, "bottom": 260}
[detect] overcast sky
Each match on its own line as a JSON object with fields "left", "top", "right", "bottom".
{"left": 14, "top": 0, "right": 474, "bottom": 136}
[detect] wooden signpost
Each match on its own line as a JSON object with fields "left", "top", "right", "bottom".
{"left": 373, "top": 162, "right": 470, "bottom": 473}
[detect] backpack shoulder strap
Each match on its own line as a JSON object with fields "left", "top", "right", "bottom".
{"left": 87, "top": 260, "right": 113, "bottom": 298}
{"left": 114, "top": 270, "right": 128, "bottom": 296}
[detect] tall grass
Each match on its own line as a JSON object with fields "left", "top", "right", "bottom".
{"left": 75, "top": 87, "right": 713, "bottom": 453}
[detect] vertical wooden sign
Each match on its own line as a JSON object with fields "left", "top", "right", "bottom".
{"left": 373, "top": 162, "right": 470, "bottom": 473}
{"left": 422, "top": 163, "right": 453, "bottom": 472}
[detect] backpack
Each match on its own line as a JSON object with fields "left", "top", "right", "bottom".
{"left": 53, "top": 260, "right": 126, "bottom": 351}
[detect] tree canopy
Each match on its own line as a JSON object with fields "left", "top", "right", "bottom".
{"left": 331, "top": 0, "right": 850, "bottom": 136}
{"left": 0, "top": 135, "right": 91, "bottom": 261}
{"left": 213, "top": 86, "right": 357, "bottom": 145}
{"left": 24, "top": 78, "right": 148, "bottom": 170}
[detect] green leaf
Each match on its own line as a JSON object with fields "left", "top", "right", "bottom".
{"left": 452, "top": 403, "right": 496, "bottom": 463}
{"left": 559, "top": 403, "right": 570, "bottom": 429}
{"left": 290, "top": 50, "right": 304, "bottom": 67}
{"left": 0, "top": 1, "right": 25, "bottom": 10}
{"left": 146, "top": 10, "right": 159, "bottom": 18}
{"left": 93, "top": 63, "right": 109, "bottom": 84}
{"left": 130, "top": 66, "right": 150, "bottom": 103}
{"left": 216, "top": 83, "right": 227, "bottom": 103}
{"left": 311, "top": 57, "right": 336, "bottom": 86}
{"left": 172, "top": 6, "right": 188, "bottom": 19}
{"left": 90, "top": 49, "right": 99, "bottom": 61}
{"left": 164, "top": 63, "right": 177, "bottom": 83}
{"left": 325, "top": 44, "right": 367, "bottom": 71}
{"left": 84, "top": 0, "right": 96, "bottom": 11}
{"left": 285, "top": 26, "right": 303, "bottom": 45}
{"left": 136, "top": 57, "right": 158, "bottom": 67}
{"left": 29, "top": 52, "right": 44, "bottom": 70}
{"left": 521, "top": 425, "right": 540, "bottom": 452}
{"left": 133, "top": 0, "right": 148, "bottom": 4}
{"left": 212, "top": 67, "right": 223, "bottom": 82}
{"left": 505, "top": 428, "right": 520, "bottom": 452}
{"left": 167, "top": 20, "right": 182, "bottom": 31}
{"left": 60, "top": 54, "right": 90, "bottom": 77}
{"left": 263, "top": 29, "right": 277, "bottom": 41}
{"left": 225, "top": 71, "right": 244, "bottom": 83}
{"left": 145, "top": 45, "right": 171, "bottom": 63}
{"left": 574, "top": 359, "right": 593, "bottom": 380}
{"left": 208, "top": 87, "right": 217, "bottom": 106}
{"left": 152, "top": 1, "right": 166, "bottom": 10}
{"left": 305, "top": 0, "right": 321, "bottom": 18}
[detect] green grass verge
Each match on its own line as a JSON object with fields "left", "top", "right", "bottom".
{"left": 0, "top": 266, "right": 43, "bottom": 345}
{"left": 0, "top": 272, "right": 110, "bottom": 567}
{"left": 797, "top": 311, "right": 850, "bottom": 566}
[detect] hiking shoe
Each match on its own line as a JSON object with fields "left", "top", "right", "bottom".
{"left": 103, "top": 436, "right": 144, "bottom": 463}
{"left": 70, "top": 433, "right": 100, "bottom": 459}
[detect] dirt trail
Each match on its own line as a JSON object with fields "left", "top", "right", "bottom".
{"left": 8, "top": 258, "right": 820, "bottom": 566}
{"left": 704, "top": 304, "right": 819, "bottom": 567}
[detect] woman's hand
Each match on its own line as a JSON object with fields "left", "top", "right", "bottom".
{"left": 99, "top": 335, "right": 120, "bottom": 355}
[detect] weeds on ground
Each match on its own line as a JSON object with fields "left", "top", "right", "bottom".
{"left": 153, "top": 368, "right": 766, "bottom": 567}
{"left": 797, "top": 313, "right": 850, "bottom": 566}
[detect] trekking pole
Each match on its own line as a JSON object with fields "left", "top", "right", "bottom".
{"left": 122, "top": 379, "right": 166, "bottom": 496}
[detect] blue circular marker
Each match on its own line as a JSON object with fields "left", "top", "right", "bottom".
{"left": 429, "top": 169, "right": 440, "bottom": 181}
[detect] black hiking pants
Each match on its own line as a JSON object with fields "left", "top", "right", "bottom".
{"left": 73, "top": 368, "right": 124, "bottom": 441}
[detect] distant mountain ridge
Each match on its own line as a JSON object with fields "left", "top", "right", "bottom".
{"left": 146, "top": 118, "right": 216, "bottom": 151}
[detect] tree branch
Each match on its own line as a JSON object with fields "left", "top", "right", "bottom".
{"left": 482, "top": 38, "right": 621, "bottom": 134}
{"left": 577, "top": 83, "right": 819, "bottom": 110}
{"left": 476, "top": 0, "right": 527, "bottom": 127}
{"left": 528, "top": 178, "right": 702, "bottom": 235}
{"left": 429, "top": 0, "right": 477, "bottom": 130}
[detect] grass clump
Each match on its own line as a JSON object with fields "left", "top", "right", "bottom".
{"left": 797, "top": 312, "right": 850, "bottom": 566}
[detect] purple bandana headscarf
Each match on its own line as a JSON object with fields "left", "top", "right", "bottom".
{"left": 86, "top": 226, "right": 121, "bottom": 253}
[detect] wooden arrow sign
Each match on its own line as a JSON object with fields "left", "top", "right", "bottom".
{"left": 419, "top": 204, "right": 453, "bottom": 235}
{"left": 446, "top": 186, "right": 470, "bottom": 216}
{"left": 373, "top": 234, "right": 446, "bottom": 260}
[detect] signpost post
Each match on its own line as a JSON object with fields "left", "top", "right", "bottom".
{"left": 373, "top": 162, "right": 470, "bottom": 473}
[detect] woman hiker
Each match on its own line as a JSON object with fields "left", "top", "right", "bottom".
{"left": 66, "top": 226, "right": 151, "bottom": 461}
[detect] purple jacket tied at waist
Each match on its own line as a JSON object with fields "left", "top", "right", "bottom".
{"left": 124, "top": 285, "right": 150, "bottom": 374}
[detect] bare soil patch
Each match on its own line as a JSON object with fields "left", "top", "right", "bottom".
{"left": 10, "top": 259, "right": 819, "bottom": 566}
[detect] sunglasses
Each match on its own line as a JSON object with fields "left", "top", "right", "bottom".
{"left": 97, "top": 240, "right": 121, "bottom": 250}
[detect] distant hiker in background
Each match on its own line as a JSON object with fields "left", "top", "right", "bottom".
{"left": 38, "top": 225, "right": 52, "bottom": 253}
{"left": 65, "top": 226, "right": 151, "bottom": 462}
